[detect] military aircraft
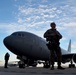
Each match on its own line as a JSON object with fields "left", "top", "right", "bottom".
{"left": 3, "top": 31, "right": 76, "bottom": 68}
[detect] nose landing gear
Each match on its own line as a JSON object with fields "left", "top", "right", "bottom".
{"left": 69, "top": 59, "right": 75, "bottom": 68}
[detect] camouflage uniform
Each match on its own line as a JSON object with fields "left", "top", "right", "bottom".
{"left": 44, "top": 28, "right": 62, "bottom": 67}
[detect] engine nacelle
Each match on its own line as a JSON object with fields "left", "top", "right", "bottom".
{"left": 73, "top": 54, "right": 76, "bottom": 63}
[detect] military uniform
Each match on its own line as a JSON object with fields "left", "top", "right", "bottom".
{"left": 44, "top": 28, "right": 62, "bottom": 69}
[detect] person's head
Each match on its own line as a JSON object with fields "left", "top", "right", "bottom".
{"left": 50, "top": 22, "right": 56, "bottom": 29}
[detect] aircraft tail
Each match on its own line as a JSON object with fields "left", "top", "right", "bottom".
{"left": 68, "top": 39, "right": 71, "bottom": 53}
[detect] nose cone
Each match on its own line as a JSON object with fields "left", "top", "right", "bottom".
{"left": 3, "top": 36, "right": 12, "bottom": 50}
{"left": 3, "top": 35, "right": 20, "bottom": 56}
{"left": 3, "top": 36, "right": 11, "bottom": 50}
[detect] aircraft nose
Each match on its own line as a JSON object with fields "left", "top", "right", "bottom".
{"left": 3, "top": 36, "right": 13, "bottom": 50}
{"left": 3, "top": 36, "right": 10, "bottom": 47}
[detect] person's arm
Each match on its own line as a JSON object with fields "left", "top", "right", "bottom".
{"left": 44, "top": 30, "right": 50, "bottom": 38}
{"left": 56, "top": 31, "right": 62, "bottom": 39}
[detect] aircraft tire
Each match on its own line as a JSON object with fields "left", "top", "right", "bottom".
{"left": 43, "top": 64, "right": 50, "bottom": 68}
{"left": 69, "top": 64, "right": 75, "bottom": 68}
{"left": 19, "top": 64, "right": 25, "bottom": 68}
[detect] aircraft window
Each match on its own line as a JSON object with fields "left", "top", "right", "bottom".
{"left": 17, "top": 33, "right": 25, "bottom": 37}
{"left": 18, "top": 33, "right": 21, "bottom": 36}
{"left": 12, "top": 33, "right": 17, "bottom": 36}
{"left": 22, "top": 34, "right": 24, "bottom": 37}
{"left": 12, "top": 33, "right": 25, "bottom": 37}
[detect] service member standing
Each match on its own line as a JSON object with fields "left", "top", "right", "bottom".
{"left": 4, "top": 52, "right": 10, "bottom": 68}
{"left": 44, "top": 22, "right": 65, "bottom": 70}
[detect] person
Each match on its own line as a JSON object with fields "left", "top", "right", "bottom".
{"left": 44, "top": 22, "right": 65, "bottom": 70}
{"left": 4, "top": 52, "right": 10, "bottom": 68}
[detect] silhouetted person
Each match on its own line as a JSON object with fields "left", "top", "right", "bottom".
{"left": 4, "top": 52, "right": 10, "bottom": 68}
{"left": 44, "top": 22, "right": 65, "bottom": 70}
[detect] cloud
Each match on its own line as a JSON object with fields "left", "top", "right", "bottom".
{"left": 64, "top": 22, "right": 76, "bottom": 27}
{"left": 42, "top": 0, "right": 48, "bottom": 3}
{"left": 17, "top": 4, "right": 60, "bottom": 23}
{"left": 62, "top": 22, "right": 76, "bottom": 37}
{"left": 72, "top": 42, "right": 76, "bottom": 49}
{"left": 17, "top": 18, "right": 24, "bottom": 23}
{"left": 0, "top": 23, "right": 27, "bottom": 35}
{"left": 14, "top": 5, "right": 63, "bottom": 36}
{"left": 1, "top": 0, "right": 76, "bottom": 39}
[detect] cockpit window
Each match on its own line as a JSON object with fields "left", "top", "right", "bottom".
{"left": 12, "top": 33, "right": 16, "bottom": 36}
{"left": 22, "top": 34, "right": 24, "bottom": 37}
{"left": 12, "top": 33, "right": 25, "bottom": 37}
{"left": 18, "top": 33, "right": 21, "bottom": 36}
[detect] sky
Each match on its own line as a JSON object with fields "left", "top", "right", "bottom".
{"left": 0, "top": 0, "right": 76, "bottom": 62}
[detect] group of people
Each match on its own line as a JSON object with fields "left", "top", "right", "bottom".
{"left": 44, "top": 22, "right": 65, "bottom": 70}
{"left": 4, "top": 22, "right": 64, "bottom": 70}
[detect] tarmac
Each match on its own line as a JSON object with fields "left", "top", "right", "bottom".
{"left": 0, "top": 66, "right": 76, "bottom": 75}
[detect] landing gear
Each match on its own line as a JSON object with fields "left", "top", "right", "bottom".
{"left": 19, "top": 63, "right": 25, "bottom": 68}
{"left": 18, "top": 61, "right": 25, "bottom": 68}
{"left": 43, "top": 61, "right": 50, "bottom": 68}
{"left": 69, "top": 64, "right": 75, "bottom": 68}
{"left": 69, "top": 60, "right": 75, "bottom": 68}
